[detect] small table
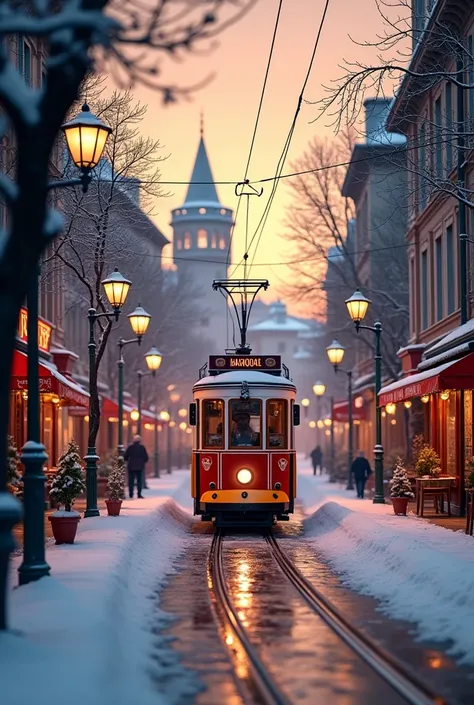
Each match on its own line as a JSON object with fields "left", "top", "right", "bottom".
{"left": 415, "top": 477, "right": 456, "bottom": 517}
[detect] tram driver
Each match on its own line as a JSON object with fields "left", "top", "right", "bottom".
{"left": 231, "top": 410, "right": 259, "bottom": 447}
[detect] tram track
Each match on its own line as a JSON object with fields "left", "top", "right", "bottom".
{"left": 208, "top": 529, "right": 450, "bottom": 705}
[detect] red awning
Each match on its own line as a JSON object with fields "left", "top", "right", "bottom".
{"left": 11, "top": 350, "right": 89, "bottom": 407}
{"left": 378, "top": 353, "right": 474, "bottom": 406}
{"left": 332, "top": 399, "right": 368, "bottom": 423}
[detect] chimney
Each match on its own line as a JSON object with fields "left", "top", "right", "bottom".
{"left": 364, "top": 98, "right": 391, "bottom": 143}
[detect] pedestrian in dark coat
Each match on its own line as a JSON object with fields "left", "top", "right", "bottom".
{"left": 310, "top": 445, "right": 323, "bottom": 476}
{"left": 351, "top": 451, "right": 372, "bottom": 499}
{"left": 124, "top": 435, "right": 149, "bottom": 499}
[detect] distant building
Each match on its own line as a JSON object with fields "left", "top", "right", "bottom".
{"left": 170, "top": 127, "right": 233, "bottom": 351}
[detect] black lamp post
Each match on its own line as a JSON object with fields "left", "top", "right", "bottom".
{"left": 345, "top": 289, "right": 385, "bottom": 504}
{"left": 136, "top": 347, "right": 163, "bottom": 487}
{"left": 84, "top": 269, "right": 131, "bottom": 518}
{"left": 326, "top": 339, "right": 354, "bottom": 491}
{"left": 117, "top": 305, "right": 151, "bottom": 457}
{"left": 17, "top": 104, "right": 112, "bottom": 589}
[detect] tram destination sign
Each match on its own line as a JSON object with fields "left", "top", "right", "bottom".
{"left": 209, "top": 355, "right": 282, "bottom": 373}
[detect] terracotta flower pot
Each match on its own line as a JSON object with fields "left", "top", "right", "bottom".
{"left": 49, "top": 513, "right": 81, "bottom": 544}
{"left": 391, "top": 497, "right": 409, "bottom": 516}
{"left": 105, "top": 499, "right": 122, "bottom": 516}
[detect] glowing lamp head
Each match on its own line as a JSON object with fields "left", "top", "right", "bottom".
{"left": 179, "top": 421, "right": 187, "bottom": 431}
{"left": 317, "top": 420, "right": 325, "bottom": 429}
{"left": 404, "top": 400, "right": 412, "bottom": 409}
{"left": 309, "top": 420, "right": 316, "bottom": 428}
{"left": 130, "top": 409, "right": 140, "bottom": 422}
{"left": 237, "top": 468, "right": 252, "bottom": 485}
{"left": 324, "top": 418, "right": 332, "bottom": 427}
{"left": 61, "top": 103, "right": 112, "bottom": 170}
{"left": 421, "top": 395, "right": 430, "bottom": 404}
{"left": 385, "top": 402, "right": 396, "bottom": 415}
{"left": 145, "top": 346, "right": 163, "bottom": 372}
{"left": 101, "top": 268, "right": 131, "bottom": 311}
{"left": 128, "top": 303, "right": 151, "bottom": 339}
{"left": 312, "top": 381, "right": 326, "bottom": 397}
{"left": 301, "top": 398, "right": 310, "bottom": 408}
{"left": 440, "top": 390, "right": 450, "bottom": 401}
{"left": 178, "top": 408, "right": 188, "bottom": 418}
{"left": 159, "top": 410, "right": 170, "bottom": 422}
{"left": 170, "top": 392, "right": 181, "bottom": 404}
{"left": 345, "top": 289, "right": 371, "bottom": 325}
{"left": 326, "top": 339, "right": 345, "bottom": 367}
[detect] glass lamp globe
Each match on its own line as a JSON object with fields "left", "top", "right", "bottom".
{"left": 130, "top": 409, "right": 140, "bottom": 422}
{"left": 128, "top": 304, "right": 151, "bottom": 339}
{"left": 385, "top": 402, "right": 396, "bottom": 415}
{"left": 159, "top": 411, "right": 170, "bottom": 422}
{"left": 178, "top": 408, "right": 188, "bottom": 418}
{"left": 179, "top": 422, "right": 187, "bottom": 431}
{"left": 170, "top": 392, "right": 181, "bottom": 404}
{"left": 301, "top": 398, "right": 310, "bottom": 408}
{"left": 145, "top": 346, "right": 163, "bottom": 372}
{"left": 326, "top": 339, "right": 345, "bottom": 367}
{"left": 101, "top": 268, "right": 131, "bottom": 311}
{"left": 312, "top": 381, "right": 326, "bottom": 397}
{"left": 345, "top": 289, "right": 371, "bottom": 324}
{"left": 61, "top": 103, "right": 112, "bottom": 170}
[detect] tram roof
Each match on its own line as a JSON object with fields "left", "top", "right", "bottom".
{"left": 193, "top": 370, "right": 296, "bottom": 390}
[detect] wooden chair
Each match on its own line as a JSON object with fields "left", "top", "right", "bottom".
{"left": 417, "top": 483, "right": 452, "bottom": 517}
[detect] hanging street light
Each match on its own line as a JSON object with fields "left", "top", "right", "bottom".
{"left": 62, "top": 103, "right": 112, "bottom": 172}
{"left": 159, "top": 411, "right": 170, "bottom": 422}
{"left": 312, "top": 381, "right": 326, "bottom": 397}
{"left": 345, "top": 289, "right": 371, "bottom": 329}
{"left": 128, "top": 304, "right": 151, "bottom": 342}
{"left": 178, "top": 408, "right": 188, "bottom": 419}
{"left": 145, "top": 346, "right": 163, "bottom": 374}
{"left": 101, "top": 268, "right": 132, "bottom": 319}
{"left": 326, "top": 339, "right": 345, "bottom": 370}
{"left": 385, "top": 402, "right": 396, "bottom": 415}
{"left": 345, "top": 288, "right": 384, "bottom": 504}
{"left": 130, "top": 409, "right": 140, "bottom": 422}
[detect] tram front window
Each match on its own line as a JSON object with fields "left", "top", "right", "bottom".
{"left": 230, "top": 399, "right": 261, "bottom": 448}
{"left": 203, "top": 399, "right": 224, "bottom": 448}
{"left": 267, "top": 399, "right": 287, "bottom": 448}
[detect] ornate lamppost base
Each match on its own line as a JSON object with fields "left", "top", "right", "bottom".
{"left": 84, "top": 450, "right": 100, "bottom": 518}
{"left": 0, "top": 491, "right": 22, "bottom": 629}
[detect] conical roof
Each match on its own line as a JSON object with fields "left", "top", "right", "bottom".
{"left": 183, "top": 136, "right": 221, "bottom": 207}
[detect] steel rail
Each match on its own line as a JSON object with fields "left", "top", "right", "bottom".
{"left": 266, "top": 533, "right": 449, "bottom": 705}
{"left": 208, "top": 531, "right": 291, "bottom": 705}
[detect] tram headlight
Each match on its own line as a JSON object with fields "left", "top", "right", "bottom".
{"left": 237, "top": 468, "right": 252, "bottom": 485}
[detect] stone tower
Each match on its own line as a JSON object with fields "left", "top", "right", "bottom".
{"left": 171, "top": 126, "right": 233, "bottom": 351}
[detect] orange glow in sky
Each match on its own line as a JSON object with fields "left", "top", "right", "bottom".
{"left": 131, "top": 0, "right": 387, "bottom": 314}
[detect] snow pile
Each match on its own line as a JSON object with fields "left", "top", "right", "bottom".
{"left": 0, "top": 470, "right": 195, "bottom": 705}
{"left": 298, "top": 462, "right": 474, "bottom": 663}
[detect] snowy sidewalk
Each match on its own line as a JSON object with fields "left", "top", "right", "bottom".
{"left": 1, "top": 470, "right": 195, "bottom": 705}
{"left": 298, "top": 461, "right": 474, "bottom": 665}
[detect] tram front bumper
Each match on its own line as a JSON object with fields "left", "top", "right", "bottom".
{"left": 200, "top": 489, "right": 290, "bottom": 513}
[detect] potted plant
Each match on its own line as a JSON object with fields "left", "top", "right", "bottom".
{"left": 6, "top": 435, "right": 22, "bottom": 496}
{"left": 105, "top": 455, "right": 125, "bottom": 516}
{"left": 390, "top": 457, "right": 414, "bottom": 515}
{"left": 48, "top": 440, "right": 85, "bottom": 544}
{"left": 415, "top": 445, "right": 441, "bottom": 478}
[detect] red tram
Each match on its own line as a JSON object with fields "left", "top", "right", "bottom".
{"left": 189, "top": 353, "right": 300, "bottom": 527}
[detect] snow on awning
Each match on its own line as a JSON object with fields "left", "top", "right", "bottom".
{"left": 332, "top": 399, "right": 368, "bottom": 423}
{"left": 11, "top": 349, "right": 89, "bottom": 407}
{"left": 378, "top": 353, "right": 474, "bottom": 406}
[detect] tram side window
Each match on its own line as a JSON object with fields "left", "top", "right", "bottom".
{"left": 267, "top": 400, "right": 287, "bottom": 448}
{"left": 202, "top": 400, "right": 224, "bottom": 448}
{"left": 229, "top": 399, "right": 261, "bottom": 448}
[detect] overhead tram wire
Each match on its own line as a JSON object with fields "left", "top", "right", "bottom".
{"left": 241, "top": 0, "right": 332, "bottom": 278}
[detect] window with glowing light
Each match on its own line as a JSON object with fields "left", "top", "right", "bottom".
{"left": 219, "top": 236, "right": 226, "bottom": 249}
{"left": 229, "top": 399, "right": 261, "bottom": 448}
{"left": 176, "top": 237, "right": 182, "bottom": 250}
{"left": 197, "top": 229, "right": 208, "bottom": 248}
{"left": 202, "top": 399, "right": 224, "bottom": 449}
{"left": 184, "top": 232, "right": 192, "bottom": 249}
{"left": 267, "top": 399, "right": 287, "bottom": 449}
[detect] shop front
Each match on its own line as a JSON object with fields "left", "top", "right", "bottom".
{"left": 379, "top": 353, "right": 474, "bottom": 514}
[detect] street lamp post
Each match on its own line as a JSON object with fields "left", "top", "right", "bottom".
{"left": 117, "top": 305, "right": 151, "bottom": 457}
{"left": 312, "top": 381, "right": 325, "bottom": 452}
{"left": 83, "top": 269, "right": 131, "bottom": 518}
{"left": 345, "top": 289, "right": 384, "bottom": 504}
{"left": 326, "top": 339, "right": 354, "bottom": 491}
{"left": 18, "top": 104, "right": 112, "bottom": 587}
{"left": 136, "top": 347, "right": 163, "bottom": 488}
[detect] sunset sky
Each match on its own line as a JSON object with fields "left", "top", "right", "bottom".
{"left": 133, "top": 0, "right": 388, "bottom": 315}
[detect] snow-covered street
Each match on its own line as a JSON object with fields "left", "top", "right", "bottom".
{"left": 2, "top": 460, "right": 474, "bottom": 704}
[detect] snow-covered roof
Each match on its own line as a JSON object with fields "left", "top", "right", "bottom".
{"left": 423, "top": 318, "right": 474, "bottom": 357}
{"left": 418, "top": 342, "right": 474, "bottom": 371}
{"left": 249, "top": 317, "right": 311, "bottom": 333}
{"left": 193, "top": 370, "right": 295, "bottom": 390}
{"left": 182, "top": 136, "right": 221, "bottom": 207}
{"left": 292, "top": 350, "right": 312, "bottom": 360}
{"left": 378, "top": 358, "right": 458, "bottom": 397}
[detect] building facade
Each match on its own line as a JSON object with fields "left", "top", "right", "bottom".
{"left": 380, "top": 0, "right": 474, "bottom": 513}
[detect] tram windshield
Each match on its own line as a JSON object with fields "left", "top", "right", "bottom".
{"left": 267, "top": 400, "right": 287, "bottom": 448}
{"left": 229, "top": 399, "right": 261, "bottom": 448}
{"left": 202, "top": 399, "right": 224, "bottom": 448}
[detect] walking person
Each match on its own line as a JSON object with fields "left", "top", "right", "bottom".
{"left": 310, "top": 445, "right": 323, "bottom": 476}
{"left": 124, "top": 434, "right": 149, "bottom": 499}
{"left": 351, "top": 450, "right": 372, "bottom": 499}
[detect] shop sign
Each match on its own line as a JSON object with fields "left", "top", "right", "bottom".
{"left": 17, "top": 307, "right": 52, "bottom": 353}
{"left": 209, "top": 355, "right": 281, "bottom": 372}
